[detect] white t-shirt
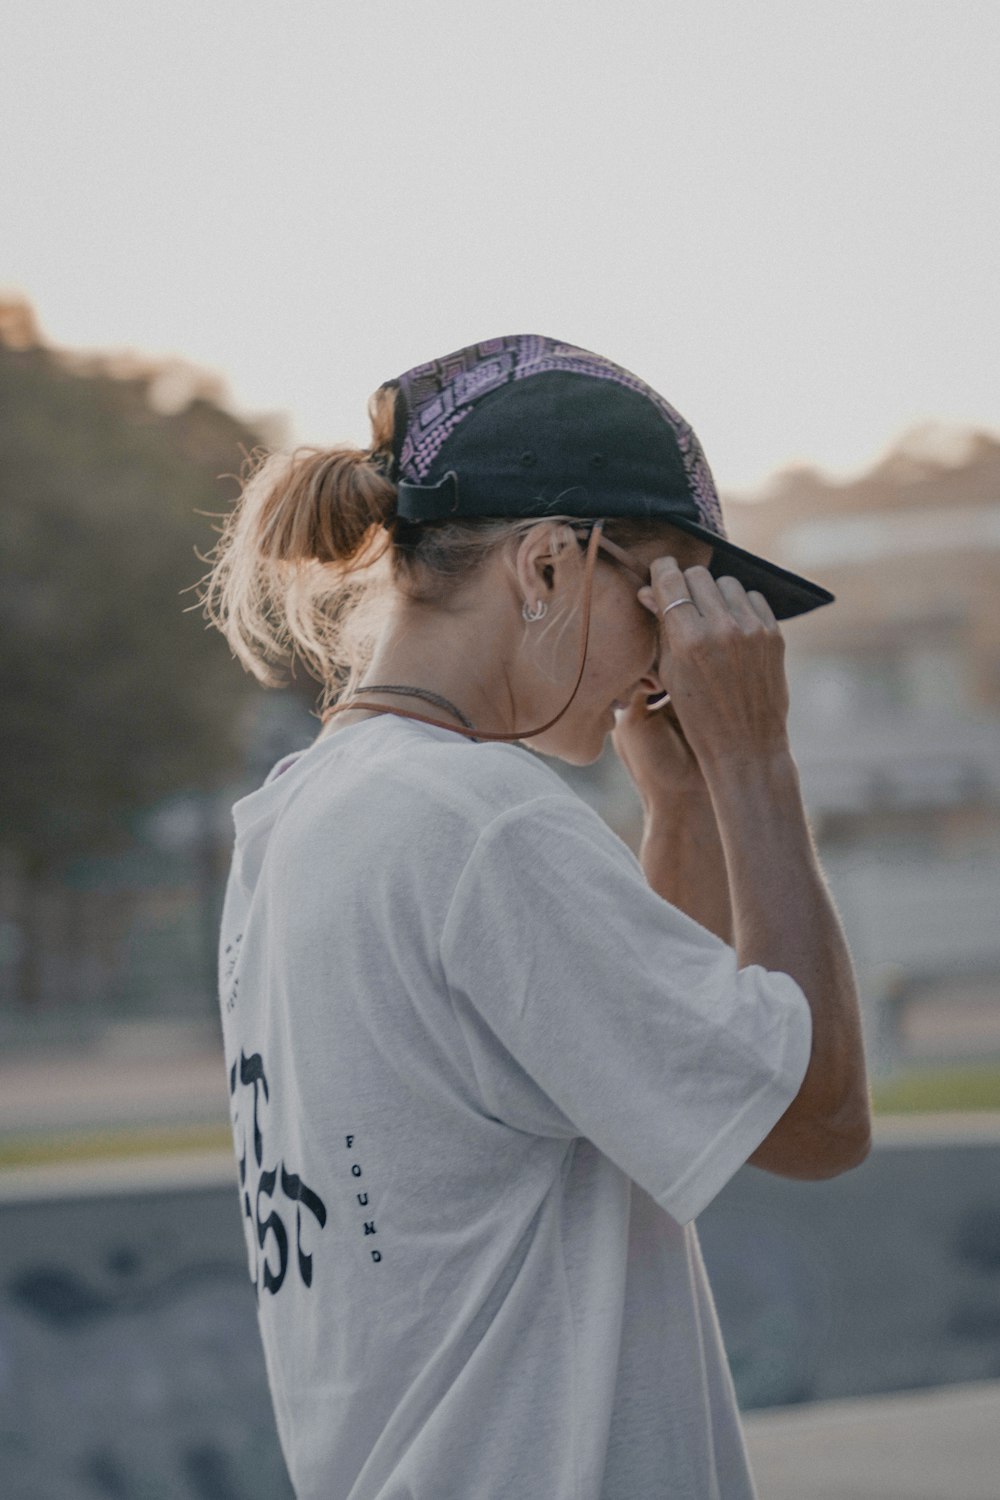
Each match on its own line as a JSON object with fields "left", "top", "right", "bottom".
{"left": 218, "top": 713, "right": 812, "bottom": 1500}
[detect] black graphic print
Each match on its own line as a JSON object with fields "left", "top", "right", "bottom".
{"left": 229, "top": 1051, "right": 328, "bottom": 1299}
{"left": 222, "top": 931, "right": 243, "bottom": 1013}
{"left": 345, "top": 1134, "right": 382, "bottom": 1263}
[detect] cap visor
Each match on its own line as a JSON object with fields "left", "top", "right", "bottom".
{"left": 657, "top": 517, "right": 834, "bottom": 621}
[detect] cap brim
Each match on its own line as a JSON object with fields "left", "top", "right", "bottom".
{"left": 657, "top": 516, "right": 834, "bottom": 621}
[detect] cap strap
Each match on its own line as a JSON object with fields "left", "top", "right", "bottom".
{"left": 395, "top": 470, "right": 461, "bottom": 523}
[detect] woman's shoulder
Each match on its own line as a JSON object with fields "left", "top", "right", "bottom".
{"left": 293, "top": 713, "right": 572, "bottom": 837}
{"left": 391, "top": 723, "right": 572, "bottom": 826}
{"left": 264, "top": 717, "right": 639, "bottom": 910}
{"left": 388, "top": 730, "right": 638, "bottom": 872}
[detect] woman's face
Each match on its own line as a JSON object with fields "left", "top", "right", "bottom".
{"left": 520, "top": 527, "right": 714, "bottom": 766}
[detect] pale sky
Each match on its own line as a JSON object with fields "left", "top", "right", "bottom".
{"left": 2, "top": 0, "right": 998, "bottom": 497}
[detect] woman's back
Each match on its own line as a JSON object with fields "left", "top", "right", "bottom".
{"left": 219, "top": 714, "right": 812, "bottom": 1499}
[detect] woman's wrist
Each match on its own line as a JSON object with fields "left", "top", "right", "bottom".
{"left": 641, "top": 778, "right": 717, "bottom": 828}
{"left": 697, "top": 740, "right": 798, "bottom": 794}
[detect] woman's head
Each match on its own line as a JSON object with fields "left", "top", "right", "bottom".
{"left": 197, "top": 333, "right": 829, "bottom": 761}
{"left": 479, "top": 517, "right": 712, "bottom": 762}
{"left": 196, "top": 377, "right": 711, "bottom": 763}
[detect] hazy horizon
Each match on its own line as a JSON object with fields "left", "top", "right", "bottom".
{"left": 3, "top": 0, "right": 997, "bottom": 497}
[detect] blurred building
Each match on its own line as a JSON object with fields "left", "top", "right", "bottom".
{"left": 721, "top": 423, "right": 1000, "bottom": 1076}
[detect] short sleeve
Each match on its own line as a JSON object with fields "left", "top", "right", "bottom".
{"left": 439, "top": 793, "right": 813, "bottom": 1225}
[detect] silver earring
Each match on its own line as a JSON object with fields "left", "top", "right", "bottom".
{"left": 522, "top": 599, "right": 548, "bottom": 621}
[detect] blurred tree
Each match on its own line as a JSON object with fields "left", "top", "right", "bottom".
{"left": 0, "top": 296, "right": 301, "bottom": 1005}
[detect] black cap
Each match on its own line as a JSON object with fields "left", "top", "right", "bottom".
{"left": 387, "top": 335, "right": 833, "bottom": 621}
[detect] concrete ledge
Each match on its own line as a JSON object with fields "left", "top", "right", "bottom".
{"left": 743, "top": 1379, "right": 1000, "bottom": 1500}
{"left": 0, "top": 1149, "right": 238, "bottom": 1202}
{"left": 872, "top": 1110, "right": 1000, "bottom": 1144}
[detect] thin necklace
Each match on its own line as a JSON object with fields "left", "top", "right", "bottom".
{"left": 354, "top": 683, "right": 477, "bottom": 732}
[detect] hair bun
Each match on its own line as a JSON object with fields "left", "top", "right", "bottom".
{"left": 196, "top": 380, "right": 404, "bottom": 695}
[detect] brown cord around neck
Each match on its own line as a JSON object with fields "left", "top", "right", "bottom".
{"left": 319, "top": 520, "right": 605, "bottom": 743}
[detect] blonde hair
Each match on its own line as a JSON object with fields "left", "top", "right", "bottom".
{"left": 194, "top": 381, "right": 705, "bottom": 716}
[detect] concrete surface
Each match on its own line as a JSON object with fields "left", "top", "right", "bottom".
{"left": 743, "top": 1378, "right": 1000, "bottom": 1500}
{"left": 0, "top": 1020, "right": 229, "bottom": 1137}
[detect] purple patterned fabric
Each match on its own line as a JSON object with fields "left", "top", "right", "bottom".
{"left": 395, "top": 335, "right": 727, "bottom": 538}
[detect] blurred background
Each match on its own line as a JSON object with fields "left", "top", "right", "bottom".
{"left": 2, "top": 2, "right": 998, "bottom": 1496}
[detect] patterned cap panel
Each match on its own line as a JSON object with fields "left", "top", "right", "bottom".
{"left": 394, "top": 334, "right": 727, "bottom": 538}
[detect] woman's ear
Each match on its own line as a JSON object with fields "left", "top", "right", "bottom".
{"left": 515, "top": 522, "right": 577, "bottom": 601}
{"left": 512, "top": 522, "right": 581, "bottom": 615}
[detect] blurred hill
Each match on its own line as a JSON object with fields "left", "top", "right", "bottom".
{"left": 0, "top": 294, "right": 304, "bottom": 1008}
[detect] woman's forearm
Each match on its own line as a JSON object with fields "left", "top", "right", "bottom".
{"left": 702, "top": 748, "right": 871, "bottom": 1154}
{"left": 639, "top": 792, "right": 734, "bottom": 946}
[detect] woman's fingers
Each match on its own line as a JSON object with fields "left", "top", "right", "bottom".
{"left": 635, "top": 555, "right": 790, "bottom": 766}
{"left": 746, "top": 587, "right": 779, "bottom": 629}
{"left": 714, "top": 575, "right": 780, "bottom": 632}
{"left": 672, "top": 563, "right": 734, "bottom": 622}
{"left": 639, "top": 556, "right": 700, "bottom": 627}
{"left": 644, "top": 560, "right": 781, "bottom": 634}
{"left": 611, "top": 684, "right": 706, "bottom": 801}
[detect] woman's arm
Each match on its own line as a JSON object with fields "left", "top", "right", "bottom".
{"left": 703, "top": 747, "right": 872, "bottom": 1174}
{"left": 639, "top": 791, "right": 734, "bottom": 946}
{"left": 615, "top": 562, "right": 872, "bottom": 1179}
{"left": 612, "top": 694, "right": 734, "bottom": 944}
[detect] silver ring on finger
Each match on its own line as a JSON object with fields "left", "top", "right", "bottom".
{"left": 661, "top": 598, "right": 698, "bottom": 618}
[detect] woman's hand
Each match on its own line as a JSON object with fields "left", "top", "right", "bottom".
{"left": 611, "top": 689, "right": 709, "bottom": 813}
{"left": 631, "top": 558, "right": 791, "bottom": 776}
{"left": 612, "top": 675, "right": 734, "bottom": 944}
{"left": 610, "top": 558, "right": 788, "bottom": 943}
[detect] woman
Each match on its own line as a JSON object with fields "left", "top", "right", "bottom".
{"left": 201, "top": 335, "right": 871, "bottom": 1499}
